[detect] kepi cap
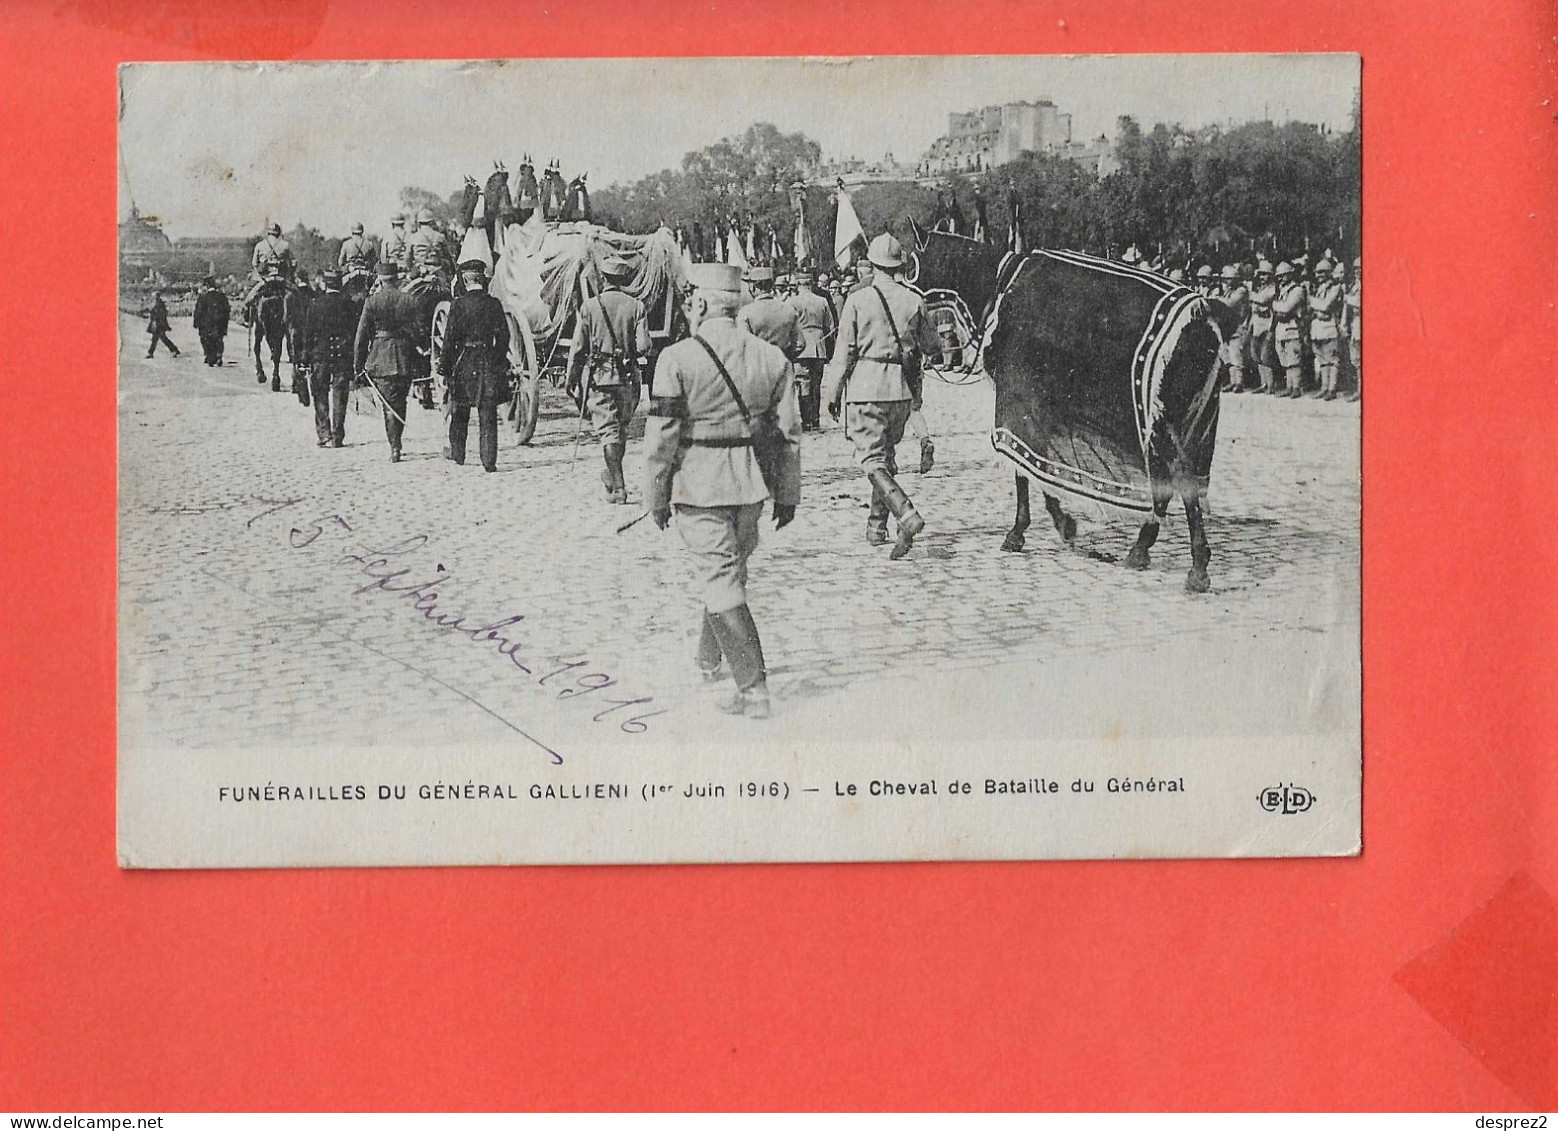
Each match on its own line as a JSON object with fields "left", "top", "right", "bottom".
{"left": 376, "top": 260, "right": 401, "bottom": 278}
{"left": 686, "top": 263, "right": 743, "bottom": 294}
{"left": 747, "top": 265, "right": 775, "bottom": 284}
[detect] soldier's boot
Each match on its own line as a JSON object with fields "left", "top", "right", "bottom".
{"left": 696, "top": 611, "right": 726, "bottom": 683}
{"left": 868, "top": 468, "right": 925, "bottom": 562}
{"left": 601, "top": 444, "right": 627, "bottom": 504}
{"left": 919, "top": 438, "right": 936, "bottom": 474}
{"left": 866, "top": 484, "right": 890, "bottom": 546}
{"left": 710, "top": 605, "right": 770, "bottom": 719}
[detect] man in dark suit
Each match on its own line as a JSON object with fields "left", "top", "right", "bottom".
{"left": 191, "top": 276, "right": 229, "bottom": 366}
{"left": 302, "top": 269, "right": 358, "bottom": 447}
{"left": 437, "top": 259, "right": 512, "bottom": 472}
{"left": 353, "top": 261, "right": 421, "bottom": 462}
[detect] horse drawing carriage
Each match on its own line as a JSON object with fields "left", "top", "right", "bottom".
{"left": 426, "top": 217, "right": 687, "bottom": 444}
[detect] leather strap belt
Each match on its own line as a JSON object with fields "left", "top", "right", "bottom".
{"left": 681, "top": 436, "right": 754, "bottom": 449}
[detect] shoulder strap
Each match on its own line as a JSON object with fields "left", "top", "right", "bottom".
{"left": 871, "top": 284, "right": 906, "bottom": 361}
{"left": 692, "top": 335, "right": 752, "bottom": 428}
{"left": 598, "top": 294, "right": 623, "bottom": 356}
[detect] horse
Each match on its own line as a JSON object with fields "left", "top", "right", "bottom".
{"left": 908, "top": 225, "right": 1239, "bottom": 593}
{"left": 252, "top": 282, "right": 290, "bottom": 389}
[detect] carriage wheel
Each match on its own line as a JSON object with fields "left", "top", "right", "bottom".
{"left": 506, "top": 313, "right": 540, "bottom": 445}
{"left": 428, "top": 300, "right": 451, "bottom": 397}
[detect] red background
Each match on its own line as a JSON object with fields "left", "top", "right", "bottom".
{"left": 2, "top": 0, "right": 1554, "bottom": 1112}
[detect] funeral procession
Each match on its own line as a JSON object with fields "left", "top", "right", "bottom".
{"left": 118, "top": 58, "right": 1360, "bottom": 763}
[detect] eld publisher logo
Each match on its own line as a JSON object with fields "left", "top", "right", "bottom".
{"left": 1258, "top": 783, "right": 1316, "bottom": 815}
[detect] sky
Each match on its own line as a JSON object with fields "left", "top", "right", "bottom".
{"left": 119, "top": 54, "right": 1359, "bottom": 239}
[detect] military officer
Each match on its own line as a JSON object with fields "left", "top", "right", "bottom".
{"left": 567, "top": 256, "right": 651, "bottom": 503}
{"left": 738, "top": 266, "right": 802, "bottom": 360}
{"left": 438, "top": 259, "right": 512, "bottom": 473}
{"left": 643, "top": 263, "right": 801, "bottom": 719}
{"left": 1307, "top": 258, "right": 1344, "bottom": 399}
{"left": 1218, "top": 264, "right": 1250, "bottom": 392}
{"left": 338, "top": 222, "right": 377, "bottom": 275}
{"left": 787, "top": 269, "right": 835, "bottom": 431}
{"left": 192, "top": 275, "right": 230, "bottom": 367}
{"left": 823, "top": 232, "right": 941, "bottom": 560}
{"left": 1195, "top": 264, "right": 1216, "bottom": 297}
{"left": 384, "top": 212, "right": 410, "bottom": 269}
{"left": 1344, "top": 258, "right": 1362, "bottom": 401}
{"left": 406, "top": 208, "right": 450, "bottom": 282}
{"left": 353, "top": 261, "right": 421, "bottom": 462}
{"left": 1271, "top": 261, "right": 1308, "bottom": 397}
{"left": 301, "top": 269, "right": 358, "bottom": 448}
{"left": 242, "top": 222, "right": 293, "bottom": 323}
{"left": 1248, "top": 261, "right": 1278, "bottom": 394}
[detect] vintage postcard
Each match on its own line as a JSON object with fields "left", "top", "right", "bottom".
{"left": 117, "top": 55, "right": 1361, "bottom": 866}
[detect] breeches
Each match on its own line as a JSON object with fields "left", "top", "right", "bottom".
{"left": 845, "top": 400, "right": 912, "bottom": 473}
{"left": 1274, "top": 336, "right": 1302, "bottom": 371}
{"left": 675, "top": 502, "right": 764, "bottom": 613}
{"left": 587, "top": 381, "right": 638, "bottom": 448}
{"left": 309, "top": 365, "right": 350, "bottom": 441}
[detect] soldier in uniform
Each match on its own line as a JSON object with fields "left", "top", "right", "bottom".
{"left": 739, "top": 266, "right": 801, "bottom": 359}
{"left": 353, "top": 261, "right": 421, "bottom": 462}
{"left": 787, "top": 269, "right": 835, "bottom": 432}
{"left": 406, "top": 208, "right": 450, "bottom": 282}
{"left": 1194, "top": 264, "right": 1216, "bottom": 298}
{"left": 301, "top": 269, "right": 357, "bottom": 447}
{"left": 1218, "top": 264, "right": 1250, "bottom": 392}
{"left": 438, "top": 259, "right": 512, "bottom": 473}
{"left": 1271, "top": 261, "right": 1308, "bottom": 397}
{"left": 1307, "top": 258, "right": 1344, "bottom": 399}
{"left": 823, "top": 233, "right": 941, "bottom": 560}
{"left": 567, "top": 256, "right": 651, "bottom": 503}
{"left": 643, "top": 263, "right": 801, "bottom": 719}
{"left": 1247, "top": 261, "right": 1278, "bottom": 394}
{"left": 242, "top": 222, "right": 293, "bottom": 324}
{"left": 383, "top": 212, "right": 410, "bottom": 270}
{"left": 1344, "top": 258, "right": 1362, "bottom": 401}
{"left": 144, "top": 290, "right": 180, "bottom": 358}
{"left": 192, "top": 275, "right": 230, "bottom": 367}
{"left": 338, "top": 222, "right": 377, "bottom": 276}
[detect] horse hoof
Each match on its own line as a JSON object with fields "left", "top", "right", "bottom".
{"left": 1185, "top": 569, "right": 1210, "bottom": 594}
{"left": 1125, "top": 549, "right": 1150, "bottom": 570}
{"left": 1000, "top": 535, "right": 1024, "bottom": 553}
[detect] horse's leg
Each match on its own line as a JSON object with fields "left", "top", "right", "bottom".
{"left": 1043, "top": 492, "right": 1077, "bottom": 542}
{"left": 1183, "top": 490, "right": 1211, "bottom": 594}
{"left": 1000, "top": 473, "right": 1030, "bottom": 552}
{"left": 270, "top": 330, "right": 282, "bottom": 391}
{"left": 254, "top": 323, "right": 266, "bottom": 384}
{"left": 1125, "top": 485, "right": 1173, "bottom": 570}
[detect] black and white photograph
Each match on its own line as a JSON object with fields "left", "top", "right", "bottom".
{"left": 117, "top": 55, "right": 1362, "bottom": 866}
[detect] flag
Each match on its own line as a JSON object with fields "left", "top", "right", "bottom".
{"left": 726, "top": 225, "right": 749, "bottom": 272}
{"left": 834, "top": 179, "right": 865, "bottom": 268}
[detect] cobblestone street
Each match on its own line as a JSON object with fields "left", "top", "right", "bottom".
{"left": 119, "top": 312, "right": 1361, "bottom": 765}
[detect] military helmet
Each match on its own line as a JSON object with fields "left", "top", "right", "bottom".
{"left": 1274, "top": 261, "right": 1295, "bottom": 278}
{"left": 1315, "top": 258, "right": 1333, "bottom": 274}
{"left": 866, "top": 233, "right": 905, "bottom": 269}
{"left": 1256, "top": 259, "right": 1274, "bottom": 276}
{"left": 1221, "top": 264, "right": 1240, "bottom": 280}
{"left": 391, "top": 212, "right": 406, "bottom": 226}
{"left": 416, "top": 208, "right": 434, "bottom": 224}
{"left": 1121, "top": 246, "right": 1142, "bottom": 264}
{"left": 1168, "top": 268, "right": 1185, "bottom": 282}
{"left": 266, "top": 221, "right": 281, "bottom": 236}
{"left": 351, "top": 222, "right": 364, "bottom": 235}
{"left": 1195, "top": 265, "right": 1213, "bottom": 280}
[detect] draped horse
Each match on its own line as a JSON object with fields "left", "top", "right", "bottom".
{"left": 908, "top": 225, "right": 1239, "bottom": 593}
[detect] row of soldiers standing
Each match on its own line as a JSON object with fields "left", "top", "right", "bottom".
{"left": 1145, "top": 252, "right": 1363, "bottom": 401}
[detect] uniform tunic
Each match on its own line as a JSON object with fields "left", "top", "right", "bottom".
{"left": 643, "top": 317, "right": 801, "bottom": 612}
{"left": 738, "top": 295, "right": 802, "bottom": 361}
{"left": 1220, "top": 283, "right": 1250, "bottom": 382}
{"left": 822, "top": 277, "right": 940, "bottom": 471}
{"left": 1308, "top": 281, "right": 1344, "bottom": 379}
{"left": 338, "top": 235, "right": 378, "bottom": 274}
{"left": 354, "top": 282, "right": 422, "bottom": 451}
{"left": 568, "top": 288, "right": 651, "bottom": 449}
{"left": 405, "top": 226, "right": 449, "bottom": 277}
{"left": 1345, "top": 280, "right": 1362, "bottom": 374}
{"left": 438, "top": 289, "right": 512, "bottom": 409}
{"left": 1248, "top": 281, "right": 1277, "bottom": 379}
{"left": 251, "top": 235, "right": 293, "bottom": 280}
{"left": 302, "top": 289, "right": 358, "bottom": 444}
{"left": 383, "top": 230, "right": 409, "bottom": 269}
{"left": 1272, "top": 283, "right": 1309, "bottom": 374}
